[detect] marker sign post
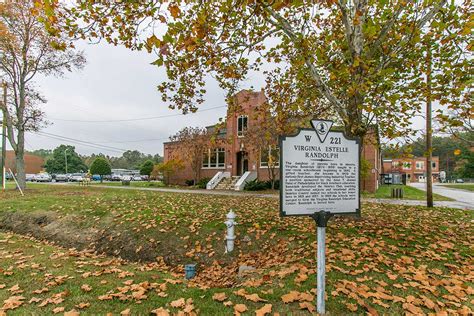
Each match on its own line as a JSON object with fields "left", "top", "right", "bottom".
{"left": 279, "top": 119, "right": 360, "bottom": 315}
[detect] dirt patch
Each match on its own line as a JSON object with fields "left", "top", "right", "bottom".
{"left": 0, "top": 210, "right": 190, "bottom": 265}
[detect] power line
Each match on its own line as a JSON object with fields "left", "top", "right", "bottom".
{"left": 94, "top": 137, "right": 169, "bottom": 144}
{"left": 33, "top": 131, "right": 127, "bottom": 154}
{"left": 47, "top": 105, "right": 227, "bottom": 123}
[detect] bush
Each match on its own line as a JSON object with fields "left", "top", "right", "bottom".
{"left": 185, "top": 179, "right": 195, "bottom": 186}
{"left": 196, "top": 177, "right": 210, "bottom": 189}
{"left": 265, "top": 179, "right": 280, "bottom": 190}
{"left": 244, "top": 179, "right": 268, "bottom": 191}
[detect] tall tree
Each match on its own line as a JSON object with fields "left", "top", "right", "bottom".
{"left": 169, "top": 126, "right": 209, "bottom": 185}
{"left": 89, "top": 157, "right": 111, "bottom": 183}
{"left": 43, "top": 1, "right": 470, "bottom": 144}
{"left": 0, "top": 0, "right": 85, "bottom": 188}
{"left": 44, "top": 145, "right": 87, "bottom": 174}
{"left": 140, "top": 159, "right": 154, "bottom": 180}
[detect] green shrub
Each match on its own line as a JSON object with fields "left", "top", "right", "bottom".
{"left": 196, "top": 177, "right": 211, "bottom": 189}
{"left": 265, "top": 179, "right": 280, "bottom": 190}
{"left": 185, "top": 179, "right": 195, "bottom": 186}
{"left": 244, "top": 179, "right": 268, "bottom": 191}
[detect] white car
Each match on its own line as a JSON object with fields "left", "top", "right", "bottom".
{"left": 69, "top": 173, "right": 85, "bottom": 182}
{"left": 26, "top": 174, "right": 36, "bottom": 182}
{"left": 34, "top": 173, "right": 52, "bottom": 182}
{"left": 132, "top": 176, "right": 142, "bottom": 181}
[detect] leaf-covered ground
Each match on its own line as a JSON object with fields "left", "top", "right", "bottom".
{"left": 0, "top": 184, "right": 473, "bottom": 315}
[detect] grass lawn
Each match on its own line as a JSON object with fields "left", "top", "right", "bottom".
{"left": 440, "top": 184, "right": 474, "bottom": 192}
{"left": 0, "top": 184, "right": 472, "bottom": 315}
{"left": 364, "top": 184, "right": 452, "bottom": 201}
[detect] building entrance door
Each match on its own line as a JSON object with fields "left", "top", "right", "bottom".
{"left": 237, "top": 151, "right": 249, "bottom": 176}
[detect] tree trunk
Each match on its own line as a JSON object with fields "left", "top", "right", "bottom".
{"left": 426, "top": 42, "right": 433, "bottom": 207}
{"left": 100, "top": 175, "right": 103, "bottom": 183}
{"left": 15, "top": 130, "right": 26, "bottom": 190}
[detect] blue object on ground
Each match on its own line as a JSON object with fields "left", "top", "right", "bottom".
{"left": 185, "top": 264, "right": 197, "bottom": 279}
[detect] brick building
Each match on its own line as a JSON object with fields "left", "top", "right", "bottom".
{"left": 382, "top": 156, "right": 440, "bottom": 183}
{"left": 5, "top": 151, "right": 45, "bottom": 174}
{"left": 164, "top": 90, "right": 381, "bottom": 192}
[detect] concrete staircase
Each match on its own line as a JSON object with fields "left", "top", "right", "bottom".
{"left": 215, "top": 176, "right": 241, "bottom": 190}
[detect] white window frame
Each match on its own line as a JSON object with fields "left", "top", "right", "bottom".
{"left": 237, "top": 115, "right": 248, "bottom": 137}
{"left": 415, "top": 161, "right": 424, "bottom": 170}
{"left": 260, "top": 145, "right": 280, "bottom": 168}
{"left": 202, "top": 148, "right": 225, "bottom": 169}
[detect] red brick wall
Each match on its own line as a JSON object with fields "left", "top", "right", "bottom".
{"left": 5, "top": 151, "right": 44, "bottom": 174}
{"left": 361, "top": 130, "right": 380, "bottom": 193}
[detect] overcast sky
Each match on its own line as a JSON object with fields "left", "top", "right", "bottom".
{"left": 23, "top": 41, "right": 266, "bottom": 157}
{"left": 18, "top": 40, "right": 429, "bottom": 157}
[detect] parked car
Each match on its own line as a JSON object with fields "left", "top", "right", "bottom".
{"left": 92, "top": 175, "right": 102, "bottom": 181}
{"left": 132, "top": 176, "right": 142, "bottom": 181}
{"left": 26, "top": 174, "right": 36, "bottom": 182}
{"left": 111, "top": 174, "right": 122, "bottom": 181}
{"left": 55, "top": 174, "right": 68, "bottom": 182}
{"left": 35, "top": 173, "right": 52, "bottom": 182}
{"left": 455, "top": 179, "right": 464, "bottom": 183}
{"left": 69, "top": 173, "right": 85, "bottom": 182}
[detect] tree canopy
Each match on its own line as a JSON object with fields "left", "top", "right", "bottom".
{"left": 43, "top": 0, "right": 471, "bottom": 142}
{"left": 90, "top": 157, "right": 112, "bottom": 182}
{"left": 140, "top": 159, "right": 155, "bottom": 177}
{"left": 44, "top": 145, "right": 87, "bottom": 174}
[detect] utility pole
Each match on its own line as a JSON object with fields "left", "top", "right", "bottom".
{"left": 1, "top": 82, "right": 7, "bottom": 191}
{"left": 64, "top": 148, "right": 69, "bottom": 174}
{"left": 426, "top": 38, "right": 433, "bottom": 207}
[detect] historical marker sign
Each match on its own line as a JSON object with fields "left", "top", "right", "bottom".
{"left": 280, "top": 120, "right": 360, "bottom": 217}
{"left": 279, "top": 119, "right": 361, "bottom": 315}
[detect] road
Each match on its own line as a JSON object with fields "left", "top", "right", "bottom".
{"left": 409, "top": 182, "right": 473, "bottom": 210}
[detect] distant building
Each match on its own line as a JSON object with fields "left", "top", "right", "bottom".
{"left": 382, "top": 156, "right": 440, "bottom": 183}
{"left": 164, "top": 89, "right": 382, "bottom": 192}
{"left": 5, "top": 151, "right": 44, "bottom": 174}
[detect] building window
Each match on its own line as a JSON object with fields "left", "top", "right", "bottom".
{"left": 415, "top": 161, "right": 424, "bottom": 170}
{"left": 432, "top": 162, "right": 436, "bottom": 168}
{"left": 260, "top": 146, "right": 280, "bottom": 168}
{"left": 402, "top": 162, "right": 412, "bottom": 170}
{"left": 202, "top": 148, "right": 225, "bottom": 168}
{"left": 237, "top": 115, "right": 248, "bottom": 137}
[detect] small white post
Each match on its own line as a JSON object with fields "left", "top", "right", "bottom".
{"left": 317, "top": 226, "right": 326, "bottom": 315}
{"left": 225, "top": 210, "right": 237, "bottom": 252}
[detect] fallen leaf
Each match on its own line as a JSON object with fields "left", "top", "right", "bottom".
{"left": 256, "top": 304, "right": 272, "bottom": 316}
{"left": 52, "top": 307, "right": 65, "bottom": 314}
{"left": 120, "top": 308, "right": 131, "bottom": 316}
{"left": 346, "top": 303, "right": 358, "bottom": 311}
{"left": 212, "top": 292, "right": 227, "bottom": 302}
{"left": 281, "top": 291, "right": 300, "bottom": 303}
{"left": 234, "top": 303, "right": 247, "bottom": 315}
{"left": 81, "top": 284, "right": 92, "bottom": 292}
{"left": 299, "top": 301, "right": 316, "bottom": 313}
{"left": 151, "top": 307, "right": 170, "bottom": 316}
{"left": 76, "top": 302, "right": 90, "bottom": 309}
{"left": 170, "top": 298, "right": 186, "bottom": 308}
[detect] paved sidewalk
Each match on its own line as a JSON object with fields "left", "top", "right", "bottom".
{"left": 53, "top": 183, "right": 472, "bottom": 210}
{"left": 409, "top": 183, "right": 473, "bottom": 210}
